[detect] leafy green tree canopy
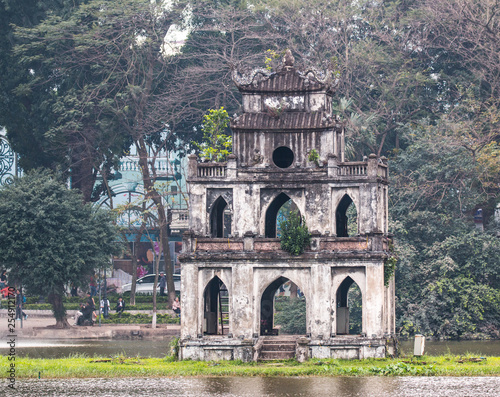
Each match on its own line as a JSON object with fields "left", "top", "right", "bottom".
{"left": 0, "top": 169, "right": 122, "bottom": 327}
{"left": 278, "top": 210, "right": 311, "bottom": 256}
{"left": 194, "top": 107, "right": 232, "bottom": 161}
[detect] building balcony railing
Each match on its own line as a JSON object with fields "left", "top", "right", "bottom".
{"left": 119, "top": 156, "right": 177, "bottom": 176}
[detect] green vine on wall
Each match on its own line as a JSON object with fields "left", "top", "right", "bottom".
{"left": 278, "top": 211, "right": 311, "bottom": 255}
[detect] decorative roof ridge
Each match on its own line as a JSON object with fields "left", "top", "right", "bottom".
{"left": 232, "top": 49, "right": 338, "bottom": 90}
{"left": 231, "top": 65, "right": 338, "bottom": 92}
{"left": 231, "top": 67, "right": 274, "bottom": 87}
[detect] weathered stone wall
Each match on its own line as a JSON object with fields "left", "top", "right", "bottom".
{"left": 188, "top": 176, "right": 388, "bottom": 239}
{"left": 180, "top": 257, "right": 388, "bottom": 340}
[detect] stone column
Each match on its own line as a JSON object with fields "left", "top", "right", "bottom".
{"left": 310, "top": 230, "right": 321, "bottom": 251}
{"left": 327, "top": 154, "right": 338, "bottom": 178}
{"left": 309, "top": 263, "right": 331, "bottom": 338}
{"left": 180, "top": 263, "right": 198, "bottom": 339}
{"left": 296, "top": 337, "right": 310, "bottom": 363}
{"left": 227, "top": 154, "right": 237, "bottom": 178}
{"left": 363, "top": 262, "right": 385, "bottom": 337}
{"left": 367, "top": 154, "right": 377, "bottom": 177}
{"left": 231, "top": 263, "right": 253, "bottom": 339}
{"left": 188, "top": 154, "right": 198, "bottom": 180}
{"left": 182, "top": 230, "right": 194, "bottom": 253}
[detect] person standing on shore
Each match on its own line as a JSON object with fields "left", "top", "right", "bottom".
{"left": 159, "top": 272, "right": 166, "bottom": 296}
{"left": 70, "top": 283, "right": 78, "bottom": 297}
{"left": 89, "top": 275, "right": 97, "bottom": 297}
{"left": 15, "top": 289, "right": 27, "bottom": 320}
{"left": 0, "top": 270, "right": 7, "bottom": 289}
{"left": 100, "top": 297, "right": 110, "bottom": 318}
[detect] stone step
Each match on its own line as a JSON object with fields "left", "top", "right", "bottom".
{"left": 262, "top": 343, "right": 295, "bottom": 351}
{"left": 257, "top": 336, "right": 299, "bottom": 361}
{"left": 262, "top": 340, "right": 296, "bottom": 345}
{"left": 259, "top": 351, "right": 296, "bottom": 360}
{"left": 262, "top": 338, "right": 298, "bottom": 343}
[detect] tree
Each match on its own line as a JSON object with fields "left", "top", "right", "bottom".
{"left": 257, "top": 0, "right": 438, "bottom": 159}
{"left": 420, "top": 0, "right": 500, "bottom": 98}
{"left": 0, "top": 0, "right": 115, "bottom": 201}
{"left": 0, "top": 170, "right": 121, "bottom": 328}
{"left": 12, "top": 0, "right": 195, "bottom": 306}
{"left": 390, "top": 122, "right": 500, "bottom": 337}
{"left": 278, "top": 211, "right": 311, "bottom": 256}
{"left": 194, "top": 107, "right": 232, "bottom": 161}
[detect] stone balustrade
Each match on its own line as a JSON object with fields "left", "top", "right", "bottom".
{"left": 338, "top": 162, "right": 367, "bottom": 176}
{"left": 188, "top": 154, "right": 388, "bottom": 181}
{"left": 197, "top": 162, "right": 227, "bottom": 178}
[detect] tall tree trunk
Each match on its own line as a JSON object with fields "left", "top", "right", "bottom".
{"left": 151, "top": 229, "right": 162, "bottom": 329}
{"left": 129, "top": 220, "right": 147, "bottom": 307}
{"left": 129, "top": 248, "right": 138, "bottom": 307}
{"left": 150, "top": 192, "right": 175, "bottom": 307}
{"left": 136, "top": 139, "right": 175, "bottom": 307}
{"left": 48, "top": 292, "right": 69, "bottom": 328}
{"left": 70, "top": 154, "right": 96, "bottom": 203}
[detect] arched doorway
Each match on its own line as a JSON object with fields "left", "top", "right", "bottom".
{"left": 260, "top": 277, "right": 306, "bottom": 336}
{"left": 210, "top": 196, "right": 231, "bottom": 237}
{"left": 336, "top": 277, "right": 362, "bottom": 335}
{"left": 336, "top": 194, "right": 358, "bottom": 237}
{"left": 203, "top": 277, "right": 229, "bottom": 335}
{"left": 265, "top": 193, "right": 300, "bottom": 238}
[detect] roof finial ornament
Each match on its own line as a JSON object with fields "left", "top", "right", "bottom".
{"left": 283, "top": 49, "right": 294, "bottom": 68}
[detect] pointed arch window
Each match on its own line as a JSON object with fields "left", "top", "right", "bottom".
{"left": 265, "top": 193, "right": 301, "bottom": 238}
{"left": 203, "top": 276, "right": 229, "bottom": 335}
{"left": 336, "top": 194, "right": 358, "bottom": 237}
{"left": 336, "top": 277, "right": 362, "bottom": 335}
{"left": 210, "top": 196, "right": 231, "bottom": 237}
{"left": 260, "top": 276, "right": 306, "bottom": 335}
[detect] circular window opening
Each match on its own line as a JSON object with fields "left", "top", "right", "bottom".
{"left": 273, "top": 146, "right": 294, "bottom": 168}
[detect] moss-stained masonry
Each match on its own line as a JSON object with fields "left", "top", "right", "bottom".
{"left": 179, "top": 51, "right": 394, "bottom": 362}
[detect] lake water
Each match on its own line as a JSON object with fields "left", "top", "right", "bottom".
{"left": 4, "top": 339, "right": 500, "bottom": 396}
{"left": 3, "top": 338, "right": 500, "bottom": 359}
{"left": 10, "top": 376, "right": 500, "bottom": 397}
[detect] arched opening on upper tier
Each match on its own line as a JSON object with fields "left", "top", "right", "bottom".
{"left": 265, "top": 193, "right": 300, "bottom": 238}
{"left": 335, "top": 194, "right": 358, "bottom": 237}
{"left": 210, "top": 196, "right": 231, "bottom": 237}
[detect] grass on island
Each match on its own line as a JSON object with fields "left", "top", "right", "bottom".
{"left": 15, "top": 354, "right": 500, "bottom": 379}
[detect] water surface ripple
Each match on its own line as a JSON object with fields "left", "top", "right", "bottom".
{"left": 10, "top": 376, "right": 500, "bottom": 397}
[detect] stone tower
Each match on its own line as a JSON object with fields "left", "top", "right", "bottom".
{"left": 179, "top": 52, "right": 395, "bottom": 361}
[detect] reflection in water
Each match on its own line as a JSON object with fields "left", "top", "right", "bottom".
{"left": 13, "top": 377, "right": 500, "bottom": 397}
{"left": 0, "top": 339, "right": 173, "bottom": 359}
{"left": 2, "top": 339, "right": 500, "bottom": 359}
